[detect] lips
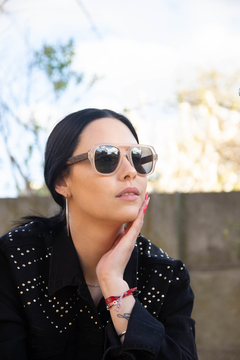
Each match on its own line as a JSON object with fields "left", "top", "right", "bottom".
{"left": 116, "top": 187, "right": 140, "bottom": 197}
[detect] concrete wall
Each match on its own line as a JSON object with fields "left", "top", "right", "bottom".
{"left": 0, "top": 193, "right": 240, "bottom": 360}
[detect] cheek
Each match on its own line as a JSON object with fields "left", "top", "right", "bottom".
{"left": 139, "top": 177, "right": 148, "bottom": 194}
{"left": 70, "top": 171, "right": 112, "bottom": 206}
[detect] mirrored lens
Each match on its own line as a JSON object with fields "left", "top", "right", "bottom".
{"left": 132, "top": 146, "right": 153, "bottom": 174}
{"left": 95, "top": 146, "right": 120, "bottom": 173}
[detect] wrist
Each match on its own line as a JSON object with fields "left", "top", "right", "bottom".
{"left": 106, "top": 287, "right": 138, "bottom": 311}
{"left": 99, "top": 277, "right": 129, "bottom": 299}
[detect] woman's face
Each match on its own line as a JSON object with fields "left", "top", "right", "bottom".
{"left": 62, "top": 117, "right": 148, "bottom": 226}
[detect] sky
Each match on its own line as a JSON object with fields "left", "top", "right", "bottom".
{"left": 1, "top": 0, "right": 240, "bottom": 196}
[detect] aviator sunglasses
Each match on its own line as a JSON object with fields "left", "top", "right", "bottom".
{"left": 66, "top": 144, "right": 158, "bottom": 176}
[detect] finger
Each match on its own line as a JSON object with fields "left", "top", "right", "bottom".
{"left": 125, "top": 196, "right": 150, "bottom": 239}
{"left": 113, "top": 195, "right": 150, "bottom": 254}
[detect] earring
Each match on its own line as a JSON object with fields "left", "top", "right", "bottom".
{"left": 66, "top": 195, "right": 70, "bottom": 236}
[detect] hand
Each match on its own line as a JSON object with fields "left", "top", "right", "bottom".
{"left": 96, "top": 194, "right": 150, "bottom": 296}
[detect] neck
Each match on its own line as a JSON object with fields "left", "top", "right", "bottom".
{"left": 69, "top": 215, "right": 124, "bottom": 284}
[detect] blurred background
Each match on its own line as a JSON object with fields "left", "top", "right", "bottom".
{"left": 1, "top": 1, "right": 240, "bottom": 359}
{"left": 1, "top": 0, "right": 240, "bottom": 196}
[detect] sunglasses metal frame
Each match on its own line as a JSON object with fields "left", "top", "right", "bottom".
{"left": 66, "top": 143, "right": 158, "bottom": 176}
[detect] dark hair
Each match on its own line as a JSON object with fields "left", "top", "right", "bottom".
{"left": 20, "top": 108, "right": 139, "bottom": 230}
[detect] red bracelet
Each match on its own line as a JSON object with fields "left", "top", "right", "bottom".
{"left": 105, "top": 287, "right": 138, "bottom": 312}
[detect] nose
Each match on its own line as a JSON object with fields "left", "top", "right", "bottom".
{"left": 119, "top": 154, "right": 137, "bottom": 180}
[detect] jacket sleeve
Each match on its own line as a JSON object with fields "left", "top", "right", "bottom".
{"left": 102, "top": 277, "right": 198, "bottom": 360}
{"left": 0, "top": 248, "right": 28, "bottom": 360}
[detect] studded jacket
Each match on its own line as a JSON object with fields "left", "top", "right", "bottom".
{"left": 0, "top": 221, "right": 198, "bottom": 360}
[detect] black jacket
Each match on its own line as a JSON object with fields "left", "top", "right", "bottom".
{"left": 0, "top": 221, "right": 198, "bottom": 359}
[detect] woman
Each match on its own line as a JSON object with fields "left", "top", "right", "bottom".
{"left": 0, "top": 109, "right": 198, "bottom": 359}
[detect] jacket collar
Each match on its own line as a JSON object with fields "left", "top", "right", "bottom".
{"left": 48, "top": 227, "right": 138, "bottom": 297}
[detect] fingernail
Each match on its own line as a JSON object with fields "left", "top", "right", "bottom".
{"left": 143, "top": 197, "right": 150, "bottom": 213}
{"left": 145, "top": 192, "right": 149, "bottom": 200}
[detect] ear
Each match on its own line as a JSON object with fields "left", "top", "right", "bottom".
{"left": 55, "top": 176, "right": 69, "bottom": 197}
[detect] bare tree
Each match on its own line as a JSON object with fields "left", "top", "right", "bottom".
{"left": 0, "top": 38, "right": 87, "bottom": 195}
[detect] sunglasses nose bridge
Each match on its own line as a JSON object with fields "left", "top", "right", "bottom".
{"left": 120, "top": 149, "right": 137, "bottom": 173}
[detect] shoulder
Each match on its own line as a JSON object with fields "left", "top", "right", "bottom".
{"left": 134, "top": 236, "right": 194, "bottom": 315}
{"left": 0, "top": 221, "right": 56, "bottom": 286}
{"left": 136, "top": 235, "right": 190, "bottom": 283}
{"left": 0, "top": 220, "right": 54, "bottom": 254}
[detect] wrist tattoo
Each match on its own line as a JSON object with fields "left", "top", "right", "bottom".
{"left": 117, "top": 313, "right": 131, "bottom": 320}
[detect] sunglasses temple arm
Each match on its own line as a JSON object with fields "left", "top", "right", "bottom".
{"left": 66, "top": 153, "right": 88, "bottom": 165}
